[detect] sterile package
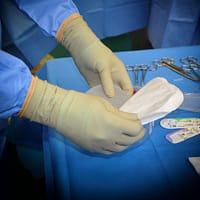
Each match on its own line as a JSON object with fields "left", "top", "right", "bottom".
{"left": 87, "top": 84, "right": 152, "bottom": 148}
{"left": 87, "top": 84, "right": 130, "bottom": 108}
{"left": 87, "top": 77, "right": 184, "bottom": 148}
{"left": 120, "top": 77, "right": 184, "bottom": 124}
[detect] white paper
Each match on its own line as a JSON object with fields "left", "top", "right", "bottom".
{"left": 188, "top": 157, "right": 200, "bottom": 176}
{"left": 120, "top": 77, "right": 184, "bottom": 125}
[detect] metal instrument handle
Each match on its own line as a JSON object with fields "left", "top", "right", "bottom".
{"left": 161, "top": 60, "right": 200, "bottom": 81}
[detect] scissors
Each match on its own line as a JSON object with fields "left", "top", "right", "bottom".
{"left": 180, "top": 56, "right": 200, "bottom": 69}
{"left": 153, "top": 57, "right": 200, "bottom": 81}
{"left": 180, "top": 56, "right": 200, "bottom": 81}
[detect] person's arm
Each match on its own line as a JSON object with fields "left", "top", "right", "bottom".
{"left": 0, "top": 50, "right": 145, "bottom": 154}
{"left": 14, "top": 0, "right": 133, "bottom": 97}
{"left": 0, "top": 50, "right": 32, "bottom": 118}
{"left": 14, "top": 0, "right": 79, "bottom": 37}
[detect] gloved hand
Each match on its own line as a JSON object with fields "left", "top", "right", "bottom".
{"left": 19, "top": 76, "right": 145, "bottom": 154}
{"left": 56, "top": 14, "right": 133, "bottom": 97}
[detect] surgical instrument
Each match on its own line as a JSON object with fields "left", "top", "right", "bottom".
{"left": 180, "top": 56, "right": 200, "bottom": 69}
{"left": 180, "top": 56, "right": 200, "bottom": 80}
{"left": 153, "top": 57, "right": 200, "bottom": 81}
{"left": 126, "top": 64, "right": 152, "bottom": 89}
{"left": 126, "top": 65, "right": 140, "bottom": 89}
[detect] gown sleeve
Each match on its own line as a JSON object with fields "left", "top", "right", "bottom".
{"left": 0, "top": 50, "right": 32, "bottom": 118}
{"left": 14, "top": 0, "right": 79, "bottom": 37}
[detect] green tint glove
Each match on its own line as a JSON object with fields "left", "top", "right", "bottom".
{"left": 56, "top": 15, "right": 133, "bottom": 97}
{"left": 19, "top": 76, "right": 145, "bottom": 154}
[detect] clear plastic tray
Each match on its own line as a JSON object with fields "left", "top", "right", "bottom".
{"left": 179, "top": 93, "right": 200, "bottom": 113}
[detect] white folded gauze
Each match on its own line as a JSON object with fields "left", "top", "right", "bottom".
{"left": 120, "top": 77, "right": 184, "bottom": 125}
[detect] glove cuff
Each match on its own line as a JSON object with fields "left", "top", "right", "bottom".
{"left": 56, "top": 13, "right": 82, "bottom": 42}
{"left": 19, "top": 76, "right": 69, "bottom": 128}
{"left": 56, "top": 14, "right": 98, "bottom": 59}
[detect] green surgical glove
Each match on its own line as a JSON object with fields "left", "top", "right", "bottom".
{"left": 57, "top": 16, "right": 133, "bottom": 97}
{"left": 19, "top": 77, "right": 145, "bottom": 154}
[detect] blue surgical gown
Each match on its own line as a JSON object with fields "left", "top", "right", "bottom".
{"left": 0, "top": 0, "right": 79, "bottom": 118}
{"left": 0, "top": 0, "right": 79, "bottom": 156}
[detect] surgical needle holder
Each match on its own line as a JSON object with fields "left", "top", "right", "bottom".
{"left": 153, "top": 57, "right": 200, "bottom": 81}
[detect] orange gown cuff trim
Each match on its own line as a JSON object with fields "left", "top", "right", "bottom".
{"left": 56, "top": 13, "right": 82, "bottom": 41}
{"left": 18, "top": 76, "right": 38, "bottom": 117}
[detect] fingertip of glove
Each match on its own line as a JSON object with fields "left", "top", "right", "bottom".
{"left": 126, "top": 89, "right": 134, "bottom": 97}
{"left": 104, "top": 88, "right": 115, "bottom": 98}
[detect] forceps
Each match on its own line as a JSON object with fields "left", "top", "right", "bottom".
{"left": 153, "top": 57, "right": 200, "bottom": 81}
